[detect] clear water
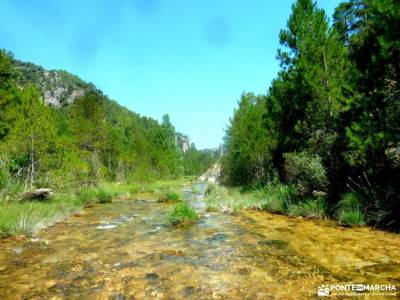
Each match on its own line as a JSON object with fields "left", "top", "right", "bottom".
{"left": 0, "top": 183, "right": 399, "bottom": 299}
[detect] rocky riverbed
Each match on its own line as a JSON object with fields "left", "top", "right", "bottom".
{"left": 0, "top": 183, "right": 399, "bottom": 299}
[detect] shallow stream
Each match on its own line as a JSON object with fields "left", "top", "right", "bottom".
{"left": 0, "top": 183, "right": 399, "bottom": 299}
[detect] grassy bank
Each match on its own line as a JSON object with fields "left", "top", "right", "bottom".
{"left": 205, "top": 184, "right": 365, "bottom": 227}
{"left": 0, "top": 179, "right": 190, "bottom": 238}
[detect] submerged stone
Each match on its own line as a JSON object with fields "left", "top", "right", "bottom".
{"left": 238, "top": 267, "right": 250, "bottom": 275}
{"left": 257, "top": 239, "right": 288, "bottom": 249}
{"left": 110, "top": 293, "right": 129, "bottom": 300}
{"left": 181, "top": 286, "right": 195, "bottom": 296}
{"left": 207, "top": 233, "right": 228, "bottom": 242}
{"left": 145, "top": 272, "right": 159, "bottom": 281}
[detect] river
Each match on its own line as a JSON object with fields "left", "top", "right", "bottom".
{"left": 0, "top": 183, "right": 399, "bottom": 299}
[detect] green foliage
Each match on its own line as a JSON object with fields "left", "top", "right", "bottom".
{"left": 260, "top": 184, "right": 297, "bottom": 214}
{"left": 1, "top": 0, "right": 399, "bottom": 232}
{"left": 219, "top": 0, "right": 400, "bottom": 230}
{"left": 129, "top": 185, "right": 140, "bottom": 195}
{"left": 0, "top": 195, "right": 82, "bottom": 238}
{"left": 333, "top": 0, "right": 400, "bottom": 230}
{"left": 337, "top": 192, "right": 365, "bottom": 226}
{"left": 182, "top": 144, "right": 218, "bottom": 176}
{"left": 75, "top": 188, "right": 98, "bottom": 205}
{"left": 221, "top": 93, "right": 277, "bottom": 185}
{"left": 288, "top": 198, "right": 327, "bottom": 219}
{"left": 0, "top": 50, "right": 202, "bottom": 211}
{"left": 204, "top": 183, "right": 296, "bottom": 214}
{"left": 283, "top": 152, "right": 327, "bottom": 195}
{"left": 96, "top": 190, "right": 112, "bottom": 204}
{"left": 158, "top": 191, "right": 182, "bottom": 203}
{"left": 0, "top": 50, "right": 18, "bottom": 141}
{"left": 205, "top": 184, "right": 216, "bottom": 195}
{"left": 339, "top": 210, "right": 365, "bottom": 227}
{"left": 168, "top": 202, "right": 199, "bottom": 225}
{"left": 338, "top": 192, "right": 363, "bottom": 211}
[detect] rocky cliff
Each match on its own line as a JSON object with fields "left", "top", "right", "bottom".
{"left": 14, "top": 60, "right": 96, "bottom": 107}
{"left": 176, "top": 132, "right": 190, "bottom": 153}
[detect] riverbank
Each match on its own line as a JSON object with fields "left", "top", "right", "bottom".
{"left": 0, "top": 179, "right": 190, "bottom": 239}
{"left": 204, "top": 183, "right": 368, "bottom": 228}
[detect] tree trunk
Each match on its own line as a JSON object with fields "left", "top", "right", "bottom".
{"left": 28, "top": 131, "right": 35, "bottom": 188}
{"left": 323, "top": 45, "right": 332, "bottom": 117}
{"left": 22, "top": 188, "right": 53, "bottom": 200}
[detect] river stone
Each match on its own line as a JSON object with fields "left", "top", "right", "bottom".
{"left": 110, "top": 293, "right": 129, "bottom": 300}
{"left": 145, "top": 272, "right": 159, "bottom": 281}
{"left": 181, "top": 286, "right": 195, "bottom": 296}
{"left": 257, "top": 239, "right": 288, "bottom": 249}
{"left": 238, "top": 267, "right": 250, "bottom": 275}
{"left": 161, "top": 249, "right": 184, "bottom": 256}
{"left": 207, "top": 233, "right": 228, "bottom": 242}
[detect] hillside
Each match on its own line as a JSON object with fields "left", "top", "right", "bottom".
{"left": 14, "top": 60, "right": 92, "bottom": 107}
{"left": 0, "top": 50, "right": 217, "bottom": 192}
{"left": 11, "top": 57, "right": 196, "bottom": 156}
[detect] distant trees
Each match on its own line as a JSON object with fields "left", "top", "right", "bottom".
{"left": 0, "top": 50, "right": 216, "bottom": 194}
{"left": 0, "top": 50, "right": 17, "bottom": 141}
{"left": 182, "top": 143, "right": 219, "bottom": 176}
{"left": 221, "top": 0, "right": 400, "bottom": 231}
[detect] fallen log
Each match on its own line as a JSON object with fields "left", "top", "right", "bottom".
{"left": 21, "top": 188, "right": 53, "bottom": 200}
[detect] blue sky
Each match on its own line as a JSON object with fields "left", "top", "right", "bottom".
{"left": 0, "top": 0, "right": 341, "bottom": 149}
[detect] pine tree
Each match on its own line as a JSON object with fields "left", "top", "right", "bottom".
{"left": 6, "top": 86, "right": 58, "bottom": 187}
{"left": 0, "top": 50, "right": 18, "bottom": 141}
{"left": 278, "top": 0, "right": 353, "bottom": 157}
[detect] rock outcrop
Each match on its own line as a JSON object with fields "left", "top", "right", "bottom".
{"left": 199, "top": 162, "right": 221, "bottom": 183}
{"left": 176, "top": 133, "right": 190, "bottom": 153}
{"left": 14, "top": 60, "right": 93, "bottom": 107}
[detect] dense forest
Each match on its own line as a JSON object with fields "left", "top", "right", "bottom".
{"left": 221, "top": 0, "right": 399, "bottom": 231}
{"left": 0, "top": 50, "right": 217, "bottom": 196}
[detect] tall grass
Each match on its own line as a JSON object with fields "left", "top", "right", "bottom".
{"left": 205, "top": 183, "right": 296, "bottom": 214}
{"left": 205, "top": 183, "right": 329, "bottom": 219}
{"left": 100, "top": 179, "right": 187, "bottom": 197}
{"left": 0, "top": 197, "right": 81, "bottom": 238}
{"left": 287, "top": 197, "right": 326, "bottom": 219}
{"left": 337, "top": 192, "right": 365, "bottom": 226}
{"left": 168, "top": 202, "right": 199, "bottom": 225}
{"left": 0, "top": 188, "right": 113, "bottom": 238}
{"left": 0, "top": 179, "right": 189, "bottom": 238}
{"left": 157, "top": 191, "right": 182, "bottom": 203}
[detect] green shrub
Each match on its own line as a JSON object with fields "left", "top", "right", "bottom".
{"left": 283, "top": 151, "right": 327, "bottom": 195}
{"left": 337, "top": 192, "right": 365, "bottom": 226}
{"left": 260, "top": 184, "right": 297, "bottom": 213}
{"left": 97, "top": 190, "right": 112, "bottom": 203}
{"left": 261, "top": 197, "right": 287, "bottom": 214}
{"left": 338, "top": 192, "right": 362, "bottom": 211}
{"left": 75, "top": 189, "right": 96, "bottom": 205}
{"left": 338, "top": 209, "right": 365, "bottom": 226}
{"left": 288, "top": 197, "right": 326, "bottom": 219}
{"left": 129, "top": 185, "right": 140, "bottom": 195}
{"left": 0, "top": 163, "right": 11, "bottom": 190}
{"left": 158, "top": 191, "right": 182, "bottom": 203}
{"left": 168, "top": 202, "right": 198, "bottom": 225}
